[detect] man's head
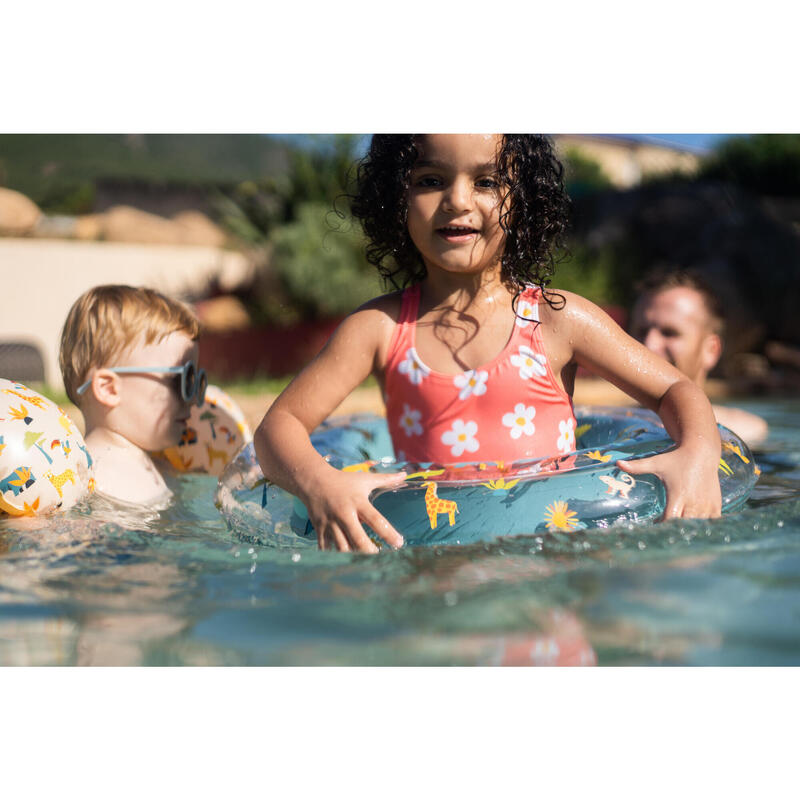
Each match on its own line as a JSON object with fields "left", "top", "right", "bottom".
{"left": 630, "top": 269, "right": 724, "bottom": 387}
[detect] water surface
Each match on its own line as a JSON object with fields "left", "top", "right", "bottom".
{"left": 1, "top": 397, "right": 798, "bottom": 665}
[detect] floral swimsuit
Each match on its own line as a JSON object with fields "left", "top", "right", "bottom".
{"left": 383, "top": 284, "right": 577, "bottom": 464}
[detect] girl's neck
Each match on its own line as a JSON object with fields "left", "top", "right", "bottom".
{"left": 421, "top": 263, "right": 510, "bottom": 311}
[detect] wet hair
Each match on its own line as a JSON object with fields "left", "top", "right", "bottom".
{"left": 349, "top": 135, "right": 570, "bottom": 305}
{"left": 59, "top": 284, "right": 200, "bottom": 406}
{"left": 635, "top": 267, "right": 725, "bottom": 335}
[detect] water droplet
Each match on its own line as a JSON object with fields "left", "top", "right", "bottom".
{"left": 234, "top": 550, "right": 240, "bottom": 558}
{"left": 637, "top": 541, "right": 646, "bottom": 550}
{"left": 291, "top": 553, "right": 301, "bottom": 562}
{"left": 248, "top": 547, "right": 255, "bottom": 554}
{"left": 777, "top": 520, "right": 784, "bottom": 528}
{"left": 249, "top": 563, "right": 256, "bottom": 574}
{"left": 444, "top": 591, "right": 458, "bottom": 607}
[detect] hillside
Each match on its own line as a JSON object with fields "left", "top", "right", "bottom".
{"left": 0, "top": 134, "right": 291, "bottom": 211}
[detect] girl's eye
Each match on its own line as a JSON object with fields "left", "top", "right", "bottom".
{"left": 476, "top": 176, "right": 499, "bottom": 189}
{"left": 414, "top": 175, "right": 442, "bottom": 188}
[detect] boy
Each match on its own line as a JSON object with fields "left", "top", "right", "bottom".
{"left": 59, "top": 285, "right": 206, "bottom": 506}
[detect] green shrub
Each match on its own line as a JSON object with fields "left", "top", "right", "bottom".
{"left": 701, "top": 134, "right": 800, "bottom": 196}
{"left": 264, "top": 202, "right": 382, "bottom": 320}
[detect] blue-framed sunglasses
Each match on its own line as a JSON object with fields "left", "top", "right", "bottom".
{"left": 76, "top": 360, "right": 208, "bottom": 407}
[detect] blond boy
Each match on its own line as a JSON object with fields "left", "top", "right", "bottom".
{"left": 59, "top": 285, "right": 205, "bottom": 506}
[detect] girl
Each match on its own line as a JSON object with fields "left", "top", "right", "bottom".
{"left": 254, "top": 134, "right": 721, "bottom": 553}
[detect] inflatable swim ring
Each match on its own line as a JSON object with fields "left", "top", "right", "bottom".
{"left": 215, "top": 406, "right": 759, "bottom": 548}
{"left": 158, "top": 384, "right": 252, "bottom": 477}
{"left": 0, "top": 378, "right": 93, "bottom": 517}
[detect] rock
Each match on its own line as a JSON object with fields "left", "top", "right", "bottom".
{"left": 0, "top": 188, "right": 42, "bottom": 235}
{"left": 172, "top": 210, "right": 227, "bottom": 247}
{"left": 74, "top": 214, "right": 104, "bottom": 241}
{"left": 195, "top": 295, "right": 251, "bottom": 332}
{"left": 32, "top": 215, "right": 78, "bottom": 239}
{"left": 101, "top": 205, "right": 187, "bottom": 245}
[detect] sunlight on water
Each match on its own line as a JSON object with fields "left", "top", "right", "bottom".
{"left": 1, "top": 398, "right": 799, "bottom": 665}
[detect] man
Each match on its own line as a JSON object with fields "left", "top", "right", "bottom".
{"left": 630, "top": 269, "right": 768, "bottom": 448}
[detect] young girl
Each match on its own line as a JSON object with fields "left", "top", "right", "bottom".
{"left": 254, "top": 134, "right": 722, "bottom": 553}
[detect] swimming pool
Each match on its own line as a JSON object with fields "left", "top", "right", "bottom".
{"left": 1, "top": 398, "right": 798, "bottom": 666}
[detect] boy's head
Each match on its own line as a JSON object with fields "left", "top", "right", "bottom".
{"left": 349, "top": 134, "right": 570, "bottom": 291}
{"left": 59, "top": 285, "right": 202, "bottom": 450}
{"left": 630, "top": 268, "right": 724, "bottom": 387}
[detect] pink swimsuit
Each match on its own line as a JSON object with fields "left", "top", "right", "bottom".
{"left": 383, "top": 284, "right": 577, "bottom": 464}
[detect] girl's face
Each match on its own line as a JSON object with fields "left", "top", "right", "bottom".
{"left": 407, "top": 134, "right": 506, "bottom": 279}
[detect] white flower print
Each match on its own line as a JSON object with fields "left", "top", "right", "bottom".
{"left": 453, "top": 369, "right": 488, "bottom": 401}
{"left": 502, "top": 403, "right": 537, "bottom": 440}
{"left": 398, "top": 404, "right": 423, "bottom": 437}
{"left": 514, "top": 298, "right": 539, "bottom": 328}
{"left": 441, "top": 419, "right": 480, "bottom": 458}
{"left": 557, "top": 418, "right": 576, "bottom": 454}
{"left": 510, "top": 345, "right": 547, "bottom": 380}
{"left": 397, "top": 347, "right": 430, "bottom": 386}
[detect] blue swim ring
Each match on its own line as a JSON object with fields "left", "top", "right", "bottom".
{"left": 215, "top": 406, "right": 759, "bottom": 548}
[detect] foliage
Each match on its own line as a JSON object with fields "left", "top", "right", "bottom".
{"left": 214, "top": 134, "right": 361, "bottom": 244}
{"left": 259, "top": 202, "right": 383, "bottom": 321}
{"left": 0, "top": 134, "right": 290, "bottom": 213}
{"left": 562, "top": 148, "right": 613, "bottom": 197}
{"left": 700, "top": 134, "right": 800, "bottom": 196}
{"left": 552, "top": 241, "right": 640, "bottom": 307}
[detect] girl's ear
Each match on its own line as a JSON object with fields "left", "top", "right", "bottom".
{"left": 90, "top": 369, "right": 122, "bottom": 409}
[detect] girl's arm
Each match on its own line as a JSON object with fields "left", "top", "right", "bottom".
{"left": 254, "top": 301, "right": 407, "bottom": 553}
{"left": 544, "top": 291, "right": 721, "bottom": 519}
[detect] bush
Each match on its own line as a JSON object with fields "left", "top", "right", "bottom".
{"left": 701, "top": 134, "right": 800, "bottom": 196}
{"left": 261, "top": 202, "right": 382, "bottom": 321}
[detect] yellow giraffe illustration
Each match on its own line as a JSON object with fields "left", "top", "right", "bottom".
{"left": 206, "top": 444, "right": 229, "bottom": 468}
{"left": 57, "top": 410, "right": 75, "bottom": 436}
{"left": 45, "top": 468, "right": 76, "bottom": 498}
{"left": 4, "top": 388, "right": 48, "bottom": 409}
{"left": 421, "top": 481, "right": 459, "bottom": 529}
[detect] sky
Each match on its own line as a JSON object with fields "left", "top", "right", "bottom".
{"left": 284, "top": 134, "right": 738, "bottom": 157}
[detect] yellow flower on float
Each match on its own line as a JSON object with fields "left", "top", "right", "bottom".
{"left": 543, "top": 500, "right": 580, "bottom": 532}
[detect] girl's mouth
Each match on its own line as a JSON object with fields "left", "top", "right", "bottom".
{"left": 436, "top": 225, "right": 480, "bottom": 243}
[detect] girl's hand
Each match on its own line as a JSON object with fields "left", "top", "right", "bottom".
{"left": 301, "top": 469, "right": 407, "bottom": 554}
{"left": 617, "top": 445, "right": 722, "bottom": 520}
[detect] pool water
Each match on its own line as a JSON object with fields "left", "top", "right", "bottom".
{"left": 1, "top": 398, "right": 799, "bottom": 666}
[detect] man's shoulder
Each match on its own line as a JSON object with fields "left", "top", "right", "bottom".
{"left": 712, "top": 404, "right": 769, "bottom": 449}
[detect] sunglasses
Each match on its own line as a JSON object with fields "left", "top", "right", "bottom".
{"left": 76, "top": 360, "right": 208, "bottom": 407}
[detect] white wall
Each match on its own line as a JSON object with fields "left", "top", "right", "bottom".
{"left": 0, "top": 238, "right": 254, "bottom": 389}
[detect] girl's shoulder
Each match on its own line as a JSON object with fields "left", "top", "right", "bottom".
{"left": 536, "top": 288, "right": 608, "bottom": 327}
{"left": 356, "top": 288, "right": 405, "bottom": 323}
{"left": 330, "top": 289, "right": 406, "bottom": 363}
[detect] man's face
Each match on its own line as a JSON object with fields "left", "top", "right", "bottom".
{"left": 630, "top": 286, "right": 721, "bottom": 385}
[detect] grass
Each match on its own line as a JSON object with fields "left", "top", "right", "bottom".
{"left": 27, "top": 375, "right": 379, "bottom": 407}
{"left": 216, "top": 374, "right": 378, "bottom": 396}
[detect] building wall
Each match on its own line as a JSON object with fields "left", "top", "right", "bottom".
{"left": 554, "top": 135, "right": 701, "bottom": 188}
{"left": 0, "top": 238, "right": 254, "bottom": 390}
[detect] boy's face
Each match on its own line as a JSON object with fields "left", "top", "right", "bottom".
{"left": 406, "top": 134, "right": 506, "bottom": 279}
{"left": 113, "top": 331, "right": 198, "bottom": 451}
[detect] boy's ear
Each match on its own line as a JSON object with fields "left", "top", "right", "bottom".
{"left": 90, "top": 369, "right": 122, "bottom": 409}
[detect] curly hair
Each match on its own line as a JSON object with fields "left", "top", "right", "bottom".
{"left": 349, "top": 134, "right": 571, "bottom": 305}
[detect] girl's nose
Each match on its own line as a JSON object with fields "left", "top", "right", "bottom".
{"left": 442, "top": 177, "right": 473, "bottom": 213}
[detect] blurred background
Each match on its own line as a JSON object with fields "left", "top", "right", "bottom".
{"left": 2, "top": 133, "right": 800, "bottom": 424}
